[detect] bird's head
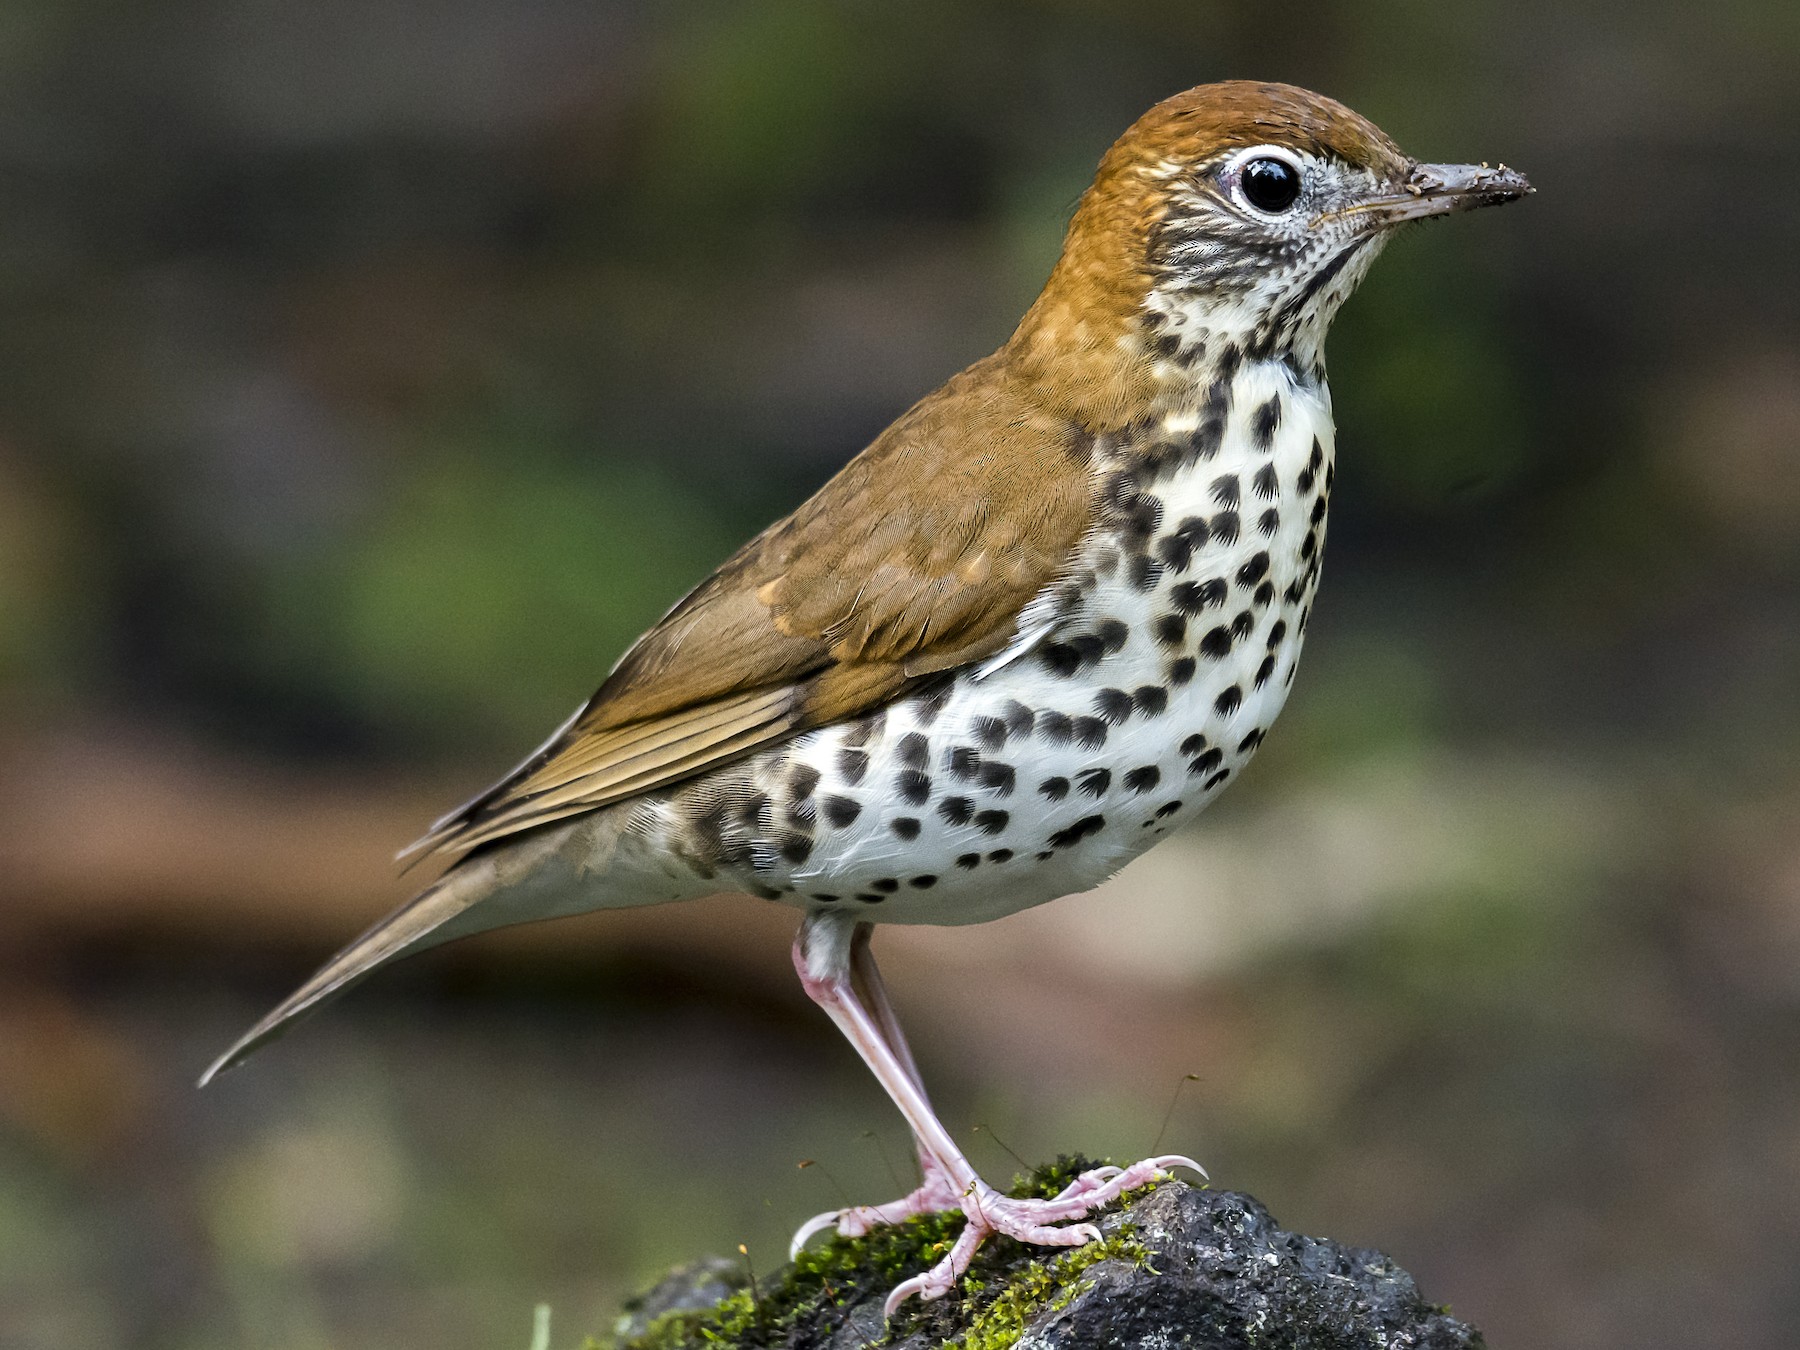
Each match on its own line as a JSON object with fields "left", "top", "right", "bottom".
{"left": 1010, "top": 82, "right": 1531, "bottom": 420}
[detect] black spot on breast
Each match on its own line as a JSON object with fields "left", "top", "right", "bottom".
{"left": 1159, "top": 516, "right": 1210, "bottom": 575}
{"left": 1253, "top": 581, "right": 1275, "bottom": 608}
{"left": 1169, "top": 656, "right": 1196, "bottom": 686}
{"left": 1237, "top": 552, "right": 1270, "bottom": 586}
{"left": 1133, "top": 685, "right": 1168, "bottom": 716}
{"left": 1308, "top": 438, "right": 1325, "bottom": 471}
{"left": 1214, "top": 685, "right": 1243, "bottom": 716}
{"left": 1267, "top": 620, "right": 1288, "bottom": 648}
{"left": 1211, "top": 474, "right": 1241, "bottom": 507}
{"left": 1125, "top": 765, "right": 1161, "bottom": 794}
{"left": 1252, "top": 394, "right": 1283, "bottom": 448}
{"left": 1211, "top": 511, "right": 1240, "bottom": 546}
{"left": 891, "top": 816, "right": 921, "bottom": 840}
{"left": 1231, "top": 610, "right": 1255, "bottom": 641}
{"left": 812, "top": 893, "right": 840, "bottom": 902}
{"left": 910, "top": 874, "right": 938, "bottom": 888}
{"left": 780, "top": 835, "right": 814, "bottom": 865}
{"left": 837, "top": 748, "right": 869, "bottom": 785}
{"left": 739, "top": 793, "right": 770, "bottom": 828}
{"left": 1200, "top": 625, "right": 1234, "bottom": 659}
{"left": 938, "top": 796, "right": 973, "bottom": 825}
{"left": 1077, "top": 767, "right": 1112, "bottom": 797}
{"left": 948, "top": 745, "right": 981, "bottom": 778}
{"left": 1238, "top": 728, "right": 1267, "bottom": 752}
{"left": 1310, "top": 495, "right": 1328, "bottom": 524}
{"left": 971, "top": 716, "right": 1008, "bottom": 751}
{"left": 752, "top": 884, "right": 784, "bottom": 900}
{"left": 1068, "top": 633, "right": 1107, "bottom": 666}
{"left": 1038, "top": 643, "right": 1082, "bottom": 677}
{"left": 1094, "top": 688, "right": 1134, "bottom": 724}
{"left": 988, "top": 848, "right": 1013, "bottom": 863}
{"left": 914, "top": 686, "right": 951, "bottom": 726}
{"left": 1002, "top": 701, "right": 1036, "bottom": 737}
{"left": 1038, "top": 711, "right": 1073, "bottom": 744}
{"left": 1155, "top": 800, "right": 1183, "bottom": 818}
{"left": 976, "top": 762, "right": 1016, "bottom": 795}
{"left": 1257, "top": 509, "right": 1280, "bottom": 538}
{"left": 897, "top": 733, "right": 930, "bottom": 770}
{"left": 790, "top": 765, "right": 821, "bottom": 800}
{"left": 1188, "top": 748, "right": 1223, "bottom": 775}
{"left": 1117, "top": 481, "right": 1164, "bottom": 539}
{"left": 897, "top": 771, "right": 932, "bottom": 806}
{"left": 956, "top": 852, "right": 981, "bottom": 869}
{"left": 1128, "top": 553, "right": 1164, "bottom": 592}
{"left": 842, "top": 712, "right": 885, "bottom": 748}
{"left": 1072, "top": 716, "right": 1109, "bottom": 749}
{"left": 857, "top": 892, "right": 885, "bottom": 903}
{"left": 1094, "top": 619, "right": 1129, "bottom": 654}
{"left": 974, "top": 809, "right": 1010, "bottom": 834}
{"left": 1300, "top": 530, "right": 1317, "bottom": 560}
{"left": 1171, "top": 578, "right": 1227, "bottom": 616}
{"left": 1204, "top": 769, "right": 1231, "bottom": 790}
{"left": 1181, "top": 734, "right": 1207, "bottom": 755}
{"left": 822, "top": 796, "right": 862, "bottom": 829}
{"left": 1154, "top": 614, "right": 1187, "bottom": 647}
{"left": 1255, "top": 654, "right": 1277, "bottom": 687}
{"left": 1252, "top": 464, "right": 1279, "bottom": 500}
{"left": 922, "top": 682, "right": 958, "bottom": 723}
{"left": 1048, "top": 815, "right": 1107, "bottom": 848}
{"left": 1040, "top": 776, "right": 1071, "bottom": 801}
{"left": 871, "top": 878, "right": 899, "bottom": 893}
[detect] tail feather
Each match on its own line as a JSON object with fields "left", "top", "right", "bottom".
{"left": 198, "top": 806, "right": 677, "bottom": 1087}
{"left": 198, "top": 867, "right": 486, "bottom": 1087}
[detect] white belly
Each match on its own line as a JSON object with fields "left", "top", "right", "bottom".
{"left": 662, "top": 360, "right": 1334, "bottom": 925}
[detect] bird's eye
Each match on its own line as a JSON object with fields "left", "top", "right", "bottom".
{"left": 1239, "top": 157, "right": 1302, "bottom": 213}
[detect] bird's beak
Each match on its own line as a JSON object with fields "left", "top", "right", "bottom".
{"left": 1329, "top": 162, "right": 1533, "bottom": 229}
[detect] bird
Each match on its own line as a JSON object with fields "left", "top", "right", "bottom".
{"left": 201, "top": 81, "right": 1529, "bottom": 1312}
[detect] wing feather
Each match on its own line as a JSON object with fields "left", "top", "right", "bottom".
{"left": 407, "top": 351, "right": 1099, "bottom": 864}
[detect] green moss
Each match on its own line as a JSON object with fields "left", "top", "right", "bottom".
{"left": 603, "top": 1158, "right": 1168, "bottom": 1350}
{"left": 956, "top": 1230, "right": 1149, "bottom": 1350}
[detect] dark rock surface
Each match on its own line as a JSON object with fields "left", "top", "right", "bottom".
{"left": 607, "top": 1175, "right": 1483, "bottom": 1348}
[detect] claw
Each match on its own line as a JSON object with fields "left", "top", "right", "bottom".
{"left": 789, "top": 1208, "right": 845, "bottom": 1260}
{"left": 789, "top": 1165, "right": 966, "bottom": 1259}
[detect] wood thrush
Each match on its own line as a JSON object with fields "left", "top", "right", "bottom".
{"left": 203, "top": 81, "right": 1529, "bottom": 1311}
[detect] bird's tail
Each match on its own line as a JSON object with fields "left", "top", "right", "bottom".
{"left": 199, "top": 807, "right": 678, "bottom": 1086}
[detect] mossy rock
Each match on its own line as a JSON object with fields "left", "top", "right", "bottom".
{"left": 595, "top": 1159, "right": 1482, "bottom": 1349}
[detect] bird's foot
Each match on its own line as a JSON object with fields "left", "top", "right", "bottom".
{"left": 881, "top": 1154, "right": 1204, "bottom": 1315}
{"left": 788, "top": 1164, "right": 966, "bottom": 1258}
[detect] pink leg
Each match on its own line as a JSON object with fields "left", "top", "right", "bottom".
{"left": 790, "top": 925, "right": 961, "bottom": 1255}
{"left": 789, "top": 913, "right": 1204, "bottom": 1314}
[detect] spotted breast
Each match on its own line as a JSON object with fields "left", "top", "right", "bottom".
{"left": 654, "top": 357, "right": 1331, "bottom": 925}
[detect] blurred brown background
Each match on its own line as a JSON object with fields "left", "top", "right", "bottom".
{"left": 3, "top": 2, "right": 1799, "bottom": 1347}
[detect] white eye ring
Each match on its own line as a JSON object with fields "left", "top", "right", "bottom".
{"left": 1220, "top": 145, "right": 1308, "bottom": 217}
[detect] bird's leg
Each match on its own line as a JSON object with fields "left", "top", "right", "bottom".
{"left": 790, "top": 924, "right": 961, "bottom": 1256}
{"left": 850, "top": 922, "right": 962, "bottom": 1207}
{"left": 788, "top": 913, "right": 1203, "bottom": 1314}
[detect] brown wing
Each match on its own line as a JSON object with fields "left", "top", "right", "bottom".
{"left": 404, "top": 352, "right": 1096, "bottom": 863}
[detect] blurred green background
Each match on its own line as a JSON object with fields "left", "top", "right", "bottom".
{"left": 2, "top": 1, "right": 1798, "bottom": 1347}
